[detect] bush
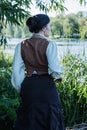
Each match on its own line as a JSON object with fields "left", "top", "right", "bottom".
{"left": 0, "top": 52, "right": 19, "bottom": 130}
{"left": 56, "top": 53, "right": 87, "bottom": 127}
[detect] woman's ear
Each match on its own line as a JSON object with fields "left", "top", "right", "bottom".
{"left": 42, "top": 27, "right": 47, "bottom": 33}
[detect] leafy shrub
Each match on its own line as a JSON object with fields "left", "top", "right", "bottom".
{"left": 57, "top": 53, "right": 87, "bottom": 127}
{"left": 0, "top": 52, "right": 19, "bottom": 130}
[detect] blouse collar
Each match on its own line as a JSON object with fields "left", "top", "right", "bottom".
{"left": 31, "top": 33, "right": 47, "bottom": 39}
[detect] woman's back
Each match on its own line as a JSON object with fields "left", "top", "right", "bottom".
{"left": 21, "top": 35, "right": 49, "bottom": 77}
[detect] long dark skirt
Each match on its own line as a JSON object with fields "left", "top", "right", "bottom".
{"left": 14, "top": 74, "right": 65, "bottom": 130}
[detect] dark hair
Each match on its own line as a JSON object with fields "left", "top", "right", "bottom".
{"left": 26, "top": 14, "right": 50, "bottom": 33}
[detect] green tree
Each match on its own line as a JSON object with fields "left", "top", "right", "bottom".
{"left": 4, "top": 20, "right": 31, "bottom": 38}
{"left": 5, "top": 23, "right": 13, "bottom": 38}
{"left": 19, "top": 21, "right": 32, "bottom": 38}
{"left": 0, "top": 0, "right": 86, "bottom": 27}
{"left": 63, "top": 14, "right": 79, "bottom": 38}
{"left": 15, "top": 26, "right": 23, "bottom": 38}
{"left": 0, "top": 0, "right": 66, "bottom": 45}
{"left": 51, "top": 17, "right": 63, "bottom": 38}
{"left": 79, "top": 17, "right": 87, "bottom": 39}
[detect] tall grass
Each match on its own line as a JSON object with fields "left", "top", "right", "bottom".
{"left": 57, "top": 53, "right": 87, "bottom": 127}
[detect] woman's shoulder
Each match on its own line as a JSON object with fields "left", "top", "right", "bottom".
{"left": 47, "top": 39, "right": 57, "bottom": 48}
{"left": 20, "top": 38, "right": 31, "bottom": 47}
{"left": 48, "top": 39, "right": 56, "bottom": 44}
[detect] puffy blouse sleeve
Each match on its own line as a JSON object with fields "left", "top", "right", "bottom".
{"left": 11, "top": 43, "right": 25, "bottom": 92}
{"left": 46, "top": 40, "right": 64, "bottom": 79}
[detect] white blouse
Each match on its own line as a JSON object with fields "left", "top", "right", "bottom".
{"left": 11, "top": 36, "right": 64, "bottom": 92}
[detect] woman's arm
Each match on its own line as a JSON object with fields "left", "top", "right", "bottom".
{"left": 11, "top": 43, "right": 25, "bottom": 92}
{"left": 46, "top": 41, "right": 64, "bottom": 82}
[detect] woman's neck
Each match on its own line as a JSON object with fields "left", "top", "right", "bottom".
{"left": 36, "top": 31, "right": 45, "bottom": 36}
{"left": 32, "top": 32, "right": 47, "bottom": 39}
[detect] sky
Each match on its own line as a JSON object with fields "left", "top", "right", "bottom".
{"left": 64, "top": 0, "right": 87, "bottom": 14}
{"left": 30, "top": 0, "right": 87, "bottom": 16}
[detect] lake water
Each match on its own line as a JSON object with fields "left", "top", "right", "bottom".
{"left": 56, "top": 40, "right": 87, "bottom": 61}
{"left": 2, "top": 38, "right": 87, "bottom": 61}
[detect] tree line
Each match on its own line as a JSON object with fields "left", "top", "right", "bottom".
{"left": 1, "top": 11, "right": 87, "bottom": 39}
{"left": 51, "top": 11, "right": 87, "bottom": 39}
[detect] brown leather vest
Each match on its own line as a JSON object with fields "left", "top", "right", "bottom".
{"left": 21, "top": 36, "right": 49, "bottom": 77}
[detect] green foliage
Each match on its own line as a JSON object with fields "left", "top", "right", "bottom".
{"left": 50, "top": 12, "right": 87, "bottom": 39}
{"left": 63, "top": 14, "right": 79, "bottom": 38}
{"left": 0, "top": 52, "right": 13, "bottom": 68}
{"left": 79, "top": 17, "right": 87, "bottom": 39}
{"left": 4, "top": 21, "right": 31, "bottom": 38}
{"left": 51, "top": 17, "right": 63, "bottom": 38}
{"left": 36, "top": 0, "right": 66, "bottom": 13}
{"left": 56, "top": 53, "right": 87, "bottom": 126}
{"left": 0, "top": 0, "right": 29, "bottom": 25}
{"left": 0, "top": 0, "right": 31, "bottom": 46}
{"left": 79, "top": 0, "right": 87, "bottom": 5}
{"left": 0, "top": 52, "right": 19, "bottom": 130}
